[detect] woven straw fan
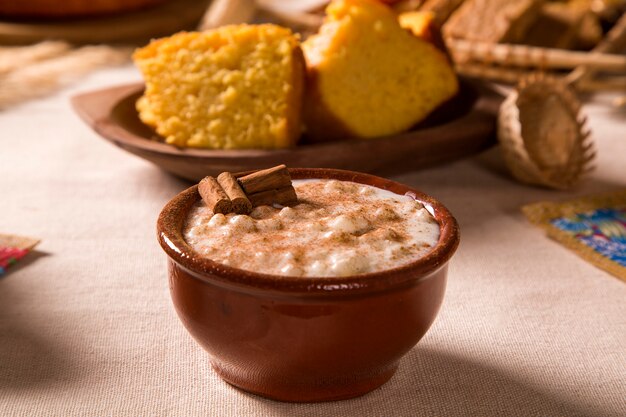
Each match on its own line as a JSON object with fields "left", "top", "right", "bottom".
{"left": 495, "top": 15, "right": 626, "bottom": 190}
{"left": 497, "top": 73, "right": 595, "bottom": 189}
{"left": 497, "top": 73, "right": 594, "bottom": 190}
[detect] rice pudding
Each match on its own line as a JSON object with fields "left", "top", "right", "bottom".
{"left": 184, "top": 179, "right": 440, "bottom": 277}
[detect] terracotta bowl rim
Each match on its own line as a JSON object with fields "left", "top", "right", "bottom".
{"left": 157, "top": 168, "right": 460, "bottom": 295}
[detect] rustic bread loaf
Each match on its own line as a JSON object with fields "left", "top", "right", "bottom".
{"left": 302, "top": 0, "right": 458, "bottom": 141}
{"left": 399, "top": 10, "right": 449, "bottom": 55}
{"left": 133, "top": 25, "right": 305, "bottom": 149}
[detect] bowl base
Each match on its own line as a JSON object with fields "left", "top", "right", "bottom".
{"left": 211, "top": 361, "right": 398, "bottom": 403}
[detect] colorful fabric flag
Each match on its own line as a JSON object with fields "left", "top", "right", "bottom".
{"left": 0, "top": 234, "right": 40, "bottom": 276}
{"left": 523, "top": 190, "right": 626, "bottom": 282}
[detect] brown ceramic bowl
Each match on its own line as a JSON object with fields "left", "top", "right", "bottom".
{"left": 157, "top": 168, "right": 460, "bottom": 402}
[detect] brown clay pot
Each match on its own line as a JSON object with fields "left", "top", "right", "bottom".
{"left": 157, "top": 168, "right": 460, "bottom": 402}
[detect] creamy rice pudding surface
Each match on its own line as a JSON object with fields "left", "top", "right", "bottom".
{"left": 184, "top": 179, "right": 440, "bottom": 277}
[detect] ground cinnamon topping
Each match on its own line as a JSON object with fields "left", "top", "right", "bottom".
{"left": 185, "top": 179, "right": 440, "bottom": 277}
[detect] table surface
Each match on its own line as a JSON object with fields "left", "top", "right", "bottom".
{"left": 1, "top": 67, "right": 625, "bottom": 417}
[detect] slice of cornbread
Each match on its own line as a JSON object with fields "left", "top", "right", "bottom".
{"left": 133, "top": 25, "right": 305, "bottom": 149}
{"left": 398, "top": 11, "right": 449, "bottom": 56}
{"left": 302, "top": 0, "right": 458, "bottom": 141}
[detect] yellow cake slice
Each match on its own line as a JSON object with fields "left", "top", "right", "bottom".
{"left": 133, "top": 25, "right": 305, "bottom": 149}
{"left": 302, "top": 0, "right": 458, "bottom": 141}
{"left": 398, "top": 10, "right": 449, "bottom": 55}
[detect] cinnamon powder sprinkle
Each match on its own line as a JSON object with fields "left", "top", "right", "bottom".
{"left": 184, "top": 179, "right": 440, "bottom": 277}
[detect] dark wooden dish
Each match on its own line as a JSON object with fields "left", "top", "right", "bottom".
{"left": 71, "top": 79, "right": 501, "bottom": 181}
{"left": 0, "top": 0, "right": 209, "bottom": 45}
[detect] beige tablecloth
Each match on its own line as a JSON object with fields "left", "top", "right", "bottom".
{"left": 1, "top": 67, "right": 625, "bottom": 416}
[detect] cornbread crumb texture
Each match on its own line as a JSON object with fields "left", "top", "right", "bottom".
{"left": 398, "top": 11, "right": 449, "bottom": 55}
{"left": 133, "top": 25, "right": 304, "bottom": 149}
{"left": 184, "top": 179, "right": 440, "bottom": 277}
{"left": 302, "top": 0, "right": 459, "bottom": 141}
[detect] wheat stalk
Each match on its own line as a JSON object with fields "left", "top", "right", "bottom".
{"left": 450, "top": 39, "right": 626, "bottom": 72}
{"left": 0, "top": 41, "right": 72, "bottom": 76}
{"left": 567, "top": 13, "right": 626, "bottom": 86}
{"left": 0, "top": 45, "right": 131, "bottom": 110}
{"left": 456, "top": 62, "right": 626, "bottom": 92}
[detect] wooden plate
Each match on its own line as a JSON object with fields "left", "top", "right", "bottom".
{"left": 71, "top": 80, "right": 501, "bottom": 182}
{"left": 0, "top": 0, "right": 210, "bottom": 45}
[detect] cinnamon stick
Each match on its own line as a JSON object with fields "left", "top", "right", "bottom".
{"left": 217, "top": 172, "right": 252, "bottom": 214}
{"left": 238, "top": 164, "right": 292, "bottom": 195}
{"left": 248, "top": 185, "right": 298, "bottom": 207}
{"left": 198, "top": 176, "right": 232, "bottom": 214}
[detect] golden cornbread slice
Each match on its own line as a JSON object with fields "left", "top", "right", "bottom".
{"left": 133, "top": 25, "right": 305, "bottom": 149}
{"left": 398, "top": 11, "right": 449, "bottom": 56}
{"left": 302, "top": 0, "right": 458, "bottom": 141}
